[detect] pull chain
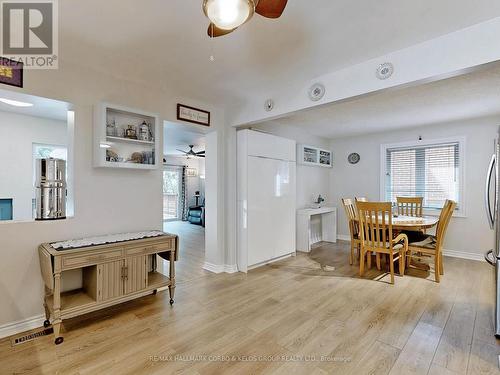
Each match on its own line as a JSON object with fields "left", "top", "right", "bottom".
{"left": 209, "top": 24, "right": 215, "bottom": 62}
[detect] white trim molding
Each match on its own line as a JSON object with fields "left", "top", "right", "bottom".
{"left": 337, "top": 234, "right": 351, "bottom": 242}
{"left": 0, "top": 314, "right": 45, "bottom": 339}
{"left": 442, "top": 249, "right": 485, "bottom": 262}
{"left": 202, "top": 262, "right": 239, "bottom": 274}
{"left": 380, "top": 136, "right": 466, "bottom": 217}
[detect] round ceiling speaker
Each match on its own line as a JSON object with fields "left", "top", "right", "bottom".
{"left": 376, "top": 62, "right": 394, "bottom": 80}
{"left": 308, "top": 83, "right": 326, "bottom": 102}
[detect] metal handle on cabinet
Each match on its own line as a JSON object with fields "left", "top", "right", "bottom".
{"left": 121, "top": 266, "right": 128, "bottom": 280}
{"left": 485, "top": 154, "right": 496, "bottom": 230}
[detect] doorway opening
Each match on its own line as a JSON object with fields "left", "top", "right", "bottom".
{"left": 162, "top": 120, "right": 207, "bottom": 281}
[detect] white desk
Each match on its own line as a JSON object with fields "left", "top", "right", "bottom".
{"left": 296, "top": 207, "right": 337, "bottom": 252}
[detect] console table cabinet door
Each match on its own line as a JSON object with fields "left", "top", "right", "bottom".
{"left": 98, "top": 261, "right": 124, "bottom": 302}
{"left": 124, "top": 256, "right": 147, "bottom": 295}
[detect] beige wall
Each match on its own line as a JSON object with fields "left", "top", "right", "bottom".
{"left": 331, "top": 116, "right": 499, "bottom": 258}
{"left": 0, "top": 62, "right": 224, "bottom": 330}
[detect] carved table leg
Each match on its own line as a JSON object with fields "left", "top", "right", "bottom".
{"left": 169, "top": 250, "right": 176, "bottom": 305}
{"left": 52, "top": 272, "right": 64, "bottom": 344}
{"left": 43, "top": 286, "right": 52, "bottom": 328}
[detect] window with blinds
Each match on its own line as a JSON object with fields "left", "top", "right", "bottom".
{"left": 384, "top": 141, "right": 461, "bottom": 210}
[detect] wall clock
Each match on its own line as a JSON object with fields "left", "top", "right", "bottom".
{"left": 348, "top": 152, "right": 360, "bottom": 164}
{"left": 308, "top": 83, "right": 326, "bottom": 102}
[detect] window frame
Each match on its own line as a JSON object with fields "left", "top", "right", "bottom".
{"left": 380, "top": 136, "right": 466, "bottom": 217}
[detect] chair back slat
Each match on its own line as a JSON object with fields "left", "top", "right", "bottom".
{"left": 357, "top": 201, "right": 393, "bottom": 250}
{"left": 397, "top": 197, "right": 423, "bottom": 217}
{"left": 435, "top": 200, "right": 456, "bottom": 248}
{"left": 341, "top": 198, "right": 359, "bottom": 238}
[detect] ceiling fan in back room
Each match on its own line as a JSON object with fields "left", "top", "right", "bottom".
{"left": 203, "top": 0, "right": 288, "bottom": 38}
{"left": 177, "top": 145, "right": 206, "bottom": 158}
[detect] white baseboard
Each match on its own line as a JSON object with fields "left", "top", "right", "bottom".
{"left": 248, "top": 253, "right": 293, "bottom": 271}
{"left": 337, "top": 236, "right": 485, "bottom": 262}
{"left": 0, "top": 314, "right": 44, "bottom": 339}
{"left": 203, "top": 262, "right": 240, "bottom": 274}
{"left": 442, "top": 249, "right": 485, "bottom": 262}
{"left": 224, "top": 264, "right": 239, "bottom": 273}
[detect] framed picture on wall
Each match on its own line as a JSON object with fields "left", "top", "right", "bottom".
{"left": 0, "top": 58, "right": 23, "bottom": 88}
{"left": 177, "top": 104, "right": 210, "bottom": 126}
{"left": 186, "top": 167, "right": 198, "bottom": 177}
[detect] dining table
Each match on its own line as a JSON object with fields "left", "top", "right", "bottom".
{"left": 354, "top": 214, "right": 440, "bottom": 271}
{"left": 388, "top": 215, "right": 439, "bottom": 231}
{"left": 353, "top": 214, "right": 439, "bottom": 231}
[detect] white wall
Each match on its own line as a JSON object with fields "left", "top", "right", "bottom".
{"left": 251, "top": 123, "right": 332, "bottom": 209}
{"left": 163, "top": 155, "right": 205, "bottom": 208}
{"left": 331, "top": 116, "right": 499, "bottom": 258}
{"left": 0, "top": 112, "right": 67, "bottom": 221}
{"left": 0, "top": 61, "right": 224, "bottom": 333}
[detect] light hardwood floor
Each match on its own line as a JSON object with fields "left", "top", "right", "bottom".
{"left": 1, "top": 231, "right": 499, "bottom": 374}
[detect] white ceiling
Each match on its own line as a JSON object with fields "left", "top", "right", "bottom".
{"left": 59, "top": 1, "right": 500, "bottom": 105}
{"left": 164, "top": 121, "right": 206, "bottom": 156}
{"left": 255, "top": 63, "right": 500, "bottom": 139}
{"left": 0, "top": 88, "right": 70, "bottom": 121}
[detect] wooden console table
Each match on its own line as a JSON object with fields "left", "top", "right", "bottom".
{"left": 38, "top": 233, "right": 178, "bottom": 345}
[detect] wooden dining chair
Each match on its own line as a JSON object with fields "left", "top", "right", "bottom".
{"left": 406, "top": 200, "right": 456, "bottom": 283}
{"left": 341, "top": 198, "right": 361, "bottom": 265}
{"left": 357, "top": 201, "right": 408, "bottom": 284}
{"left": 397, "top": 196, "right": 423, "bottom": 217}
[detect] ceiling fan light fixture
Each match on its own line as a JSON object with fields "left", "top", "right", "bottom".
{"left": 203, "top": 0, "right": 255, "bottom": 30}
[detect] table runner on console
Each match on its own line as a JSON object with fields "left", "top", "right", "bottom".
{"left": 50, "top": 230, "right": 166, "bottom": 250}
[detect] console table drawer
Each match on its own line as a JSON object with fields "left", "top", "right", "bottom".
{"left": 156, "top": 238, "right": 175, "bottom": 251}
{"left": 125, "top": 239, "right": 174, "bottom": 257}
{"left": 62, "top": 249, "right": 123, "bottom": 269}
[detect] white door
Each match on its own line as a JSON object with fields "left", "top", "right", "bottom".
{"left": 247, "top": 157, "right": 296, "bottom": 266}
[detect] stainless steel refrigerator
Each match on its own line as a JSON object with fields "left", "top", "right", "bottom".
{"left": 484, "top": 131, "right": 500, "bottom": 338}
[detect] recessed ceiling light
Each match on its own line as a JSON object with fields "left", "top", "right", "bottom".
{"left": 0, "top": 98, "right": 34, "bottom": 107}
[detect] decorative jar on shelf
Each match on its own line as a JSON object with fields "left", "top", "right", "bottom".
{"left": 138, "top": 121, "right": 151, "bottom": 141}
{"left": 106, "top": 118, "right": 117, "bottom": 136}
{"left": 125, "top": 125, "right": 137, "bottom": 139}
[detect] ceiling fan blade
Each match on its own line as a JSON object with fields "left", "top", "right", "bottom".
{"left": 196, "top": 151, "right": 205, "bottom": 155}
{"left": 207, "top": 23, "right": 236, "bottom": 38}
{"left": 255, "top": 0, "right": 288, "bottom": 18}
{"left": 176, "top": 149, "right": 188, "bottom": 154}
{"left": 197, "top": 154, "right": 206, "bottom": 158}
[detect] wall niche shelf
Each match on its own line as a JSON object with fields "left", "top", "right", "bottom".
{"left": 105, "top": 136, "right": 155, "bottom": 146}
{"left": 297, "top": 144, "right": 333, "bottom": 168}
{"left": 94, "top": 102, "right": 160, "bottom": 170}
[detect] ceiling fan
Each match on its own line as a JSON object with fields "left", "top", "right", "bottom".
{"left": 203, "top": 0, "right": 288, "bottom": 38}
{"left": 177, "top": 145, "right": 206, "bottom": 158}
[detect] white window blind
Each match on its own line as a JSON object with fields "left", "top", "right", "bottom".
{"left": 384, "top": 142, "right": 460, "bottom": 210}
